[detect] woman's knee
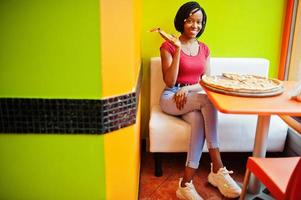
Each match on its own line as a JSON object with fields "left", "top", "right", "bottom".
{"left": 182, "top": 111, "right": 204, "bottom": 123}
{"left": 194, "top": 93, "right": 213, "bottom": 107}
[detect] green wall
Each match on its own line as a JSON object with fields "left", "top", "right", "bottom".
{"left": 0, "top": 1, "right": 105, "bottom": 199}
{"left": 141, "top": 0, "right": 286, "bottom": 136}
{"left": 0, "top": 135, "right": 105, "bottom": 200}
{"left": 142, "top": 0, "right": 286, "bottom": 77}
{"left": 0, "top": 0, "right": 101, "bottom": 99}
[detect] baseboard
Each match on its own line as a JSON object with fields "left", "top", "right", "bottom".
{"left": 141, "top": 138, "right": 147, "bottom": 152}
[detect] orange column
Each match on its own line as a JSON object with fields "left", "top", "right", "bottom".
{"left": 100, "top": 0, "right": 136, "bottom": 97}
{"left": 278, "top": 0, "right": 294, "bottom": 80}
{"left": 100, "top": 0, "right": 141, "bottom": 199}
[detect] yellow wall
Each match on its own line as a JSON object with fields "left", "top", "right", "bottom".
{"left": 100, "top": 0, "right": 141, "bottom": 199}
{"left": 104, "top": 103, "right": 141, "bottom": 200}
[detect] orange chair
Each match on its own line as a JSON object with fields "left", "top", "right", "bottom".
{"left": 239, "top": 156, "right": 301, "bottom": 200}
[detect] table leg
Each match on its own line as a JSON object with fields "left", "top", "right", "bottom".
{"left": 248, "top": 115, "right": 271, "bottom": 194}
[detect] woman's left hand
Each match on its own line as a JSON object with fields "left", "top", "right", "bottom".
{"left": 173, "top": 87, "right": 189, "bottom": 110}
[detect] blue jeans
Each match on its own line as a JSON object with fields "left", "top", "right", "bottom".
{"left": 160, "top": 86, "right": 219, "bottom": 169}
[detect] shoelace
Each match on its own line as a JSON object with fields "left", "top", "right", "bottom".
{"left": 219, "top": 167, "right": 234, "bottom": 175}
{"left": 218, "top": 167, "right": 240, "bottom": 190}
{"left": 185, "top": 182, "right": 196, "bottom": 190}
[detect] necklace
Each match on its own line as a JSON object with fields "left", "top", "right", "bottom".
{"left": 181, "top": 40, "right": 198, "bottom": 56}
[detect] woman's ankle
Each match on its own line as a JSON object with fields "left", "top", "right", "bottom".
{"left": 181, "top": 166, "right": 197, "bottom": 186}
{"left": 212, "top": 162, "right": 224, "bottom": 173}
{"left": 181, "top": 177, "right": 192, "bottom": 187}
{"left": 208, "top": 148, "right": 224, "bottom": 173}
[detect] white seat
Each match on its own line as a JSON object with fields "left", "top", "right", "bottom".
{"left": 149, "top": 57, "right": 288, "bottom": 176}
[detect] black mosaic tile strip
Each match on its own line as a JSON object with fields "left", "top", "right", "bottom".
{"left": 0, "top": 92, "right": 137, "bottom": 134}
{"left": 100, "top": 92, "right": 137, "bottom": 133}
{"left": 0, "top": 66, "right": 142, "bottom": 134}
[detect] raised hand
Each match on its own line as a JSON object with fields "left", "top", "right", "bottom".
{"left": 150, "top": 28, "right": 181, "bottom": 48}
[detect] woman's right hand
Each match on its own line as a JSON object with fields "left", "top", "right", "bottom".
{"left": 168, "top": 34, "right": 181, "bottom": 49}
{"left": 151, "top": 28, "right": 181, "bottom": 48}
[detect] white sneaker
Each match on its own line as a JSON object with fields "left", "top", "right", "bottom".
{"left": 208, "top": 163, "right": 241, "bottom": 198}
{"left": 176, "top": 178, "right": 203, "bottom": 200}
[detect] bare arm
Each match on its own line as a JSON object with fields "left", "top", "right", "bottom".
{"left": 153, "top": 28, "right": 182, "bottom": 87}
{"left": 160, "top": 47, "right": 181, "bottom": 87}
{"left": 204, "top": 55, "right": 211, "bottom": 76}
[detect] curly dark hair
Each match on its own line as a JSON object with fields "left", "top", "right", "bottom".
{"left": 174, "top": 1, "right": 207, "bottom": 38}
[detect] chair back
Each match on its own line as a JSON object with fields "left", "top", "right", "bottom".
{"left": 210, "top": 58, "right": 269, "bottom": 77}
{"left": 284, "top": 157, "right": 301, "bottom": 200}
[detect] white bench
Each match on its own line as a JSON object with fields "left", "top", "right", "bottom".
{"left": 149, "top": 57, "right": 288, "bottom": 176}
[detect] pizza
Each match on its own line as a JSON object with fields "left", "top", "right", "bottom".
{"left": 201, "top": 73, "right": 284, "bottom": 96}
{"left": 150, "top": 28, "right": 178, "bottom": 43}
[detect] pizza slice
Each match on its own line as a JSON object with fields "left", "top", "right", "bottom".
{"left": 150, "top": 28, "right": 178, "bottom": 44}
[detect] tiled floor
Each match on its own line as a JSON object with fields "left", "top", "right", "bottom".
{"left": 139, "top": 152, "right": 250, "bottom": 200}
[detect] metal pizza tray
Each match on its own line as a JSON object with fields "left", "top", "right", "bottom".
{"left": 201, "top": 81, "right": 285, "bottom": 97}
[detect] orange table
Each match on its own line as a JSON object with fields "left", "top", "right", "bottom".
{"left": 202, "top": 81, "right": 301, "bottom": 194}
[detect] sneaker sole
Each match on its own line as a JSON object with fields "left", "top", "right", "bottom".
{"left": 208, "top": 174, "right": 241, "bottom": 198}
{"left": 208, "top": 173, "right": 217, "bottom": 187}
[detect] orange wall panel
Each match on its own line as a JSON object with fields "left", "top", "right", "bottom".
{"left": 101, "top": 0, "right": 136, "bottom": 97}
{"left": 101, "top": 0, "right": 141, "bottom": 199}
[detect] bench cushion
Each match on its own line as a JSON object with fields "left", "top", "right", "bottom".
{"left": 150, "top": 105, "right": 288, "bottom": 152}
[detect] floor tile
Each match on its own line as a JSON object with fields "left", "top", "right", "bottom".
{"left": 139, "top": 152, "right": 249, "bottom": 200}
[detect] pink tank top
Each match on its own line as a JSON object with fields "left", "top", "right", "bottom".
{"left": 160, "top": 41, "right": 210, "bottom": 84}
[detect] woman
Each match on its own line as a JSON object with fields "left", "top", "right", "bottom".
{"left": 158, "top": 2, "right": 241, "bottom": 199}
